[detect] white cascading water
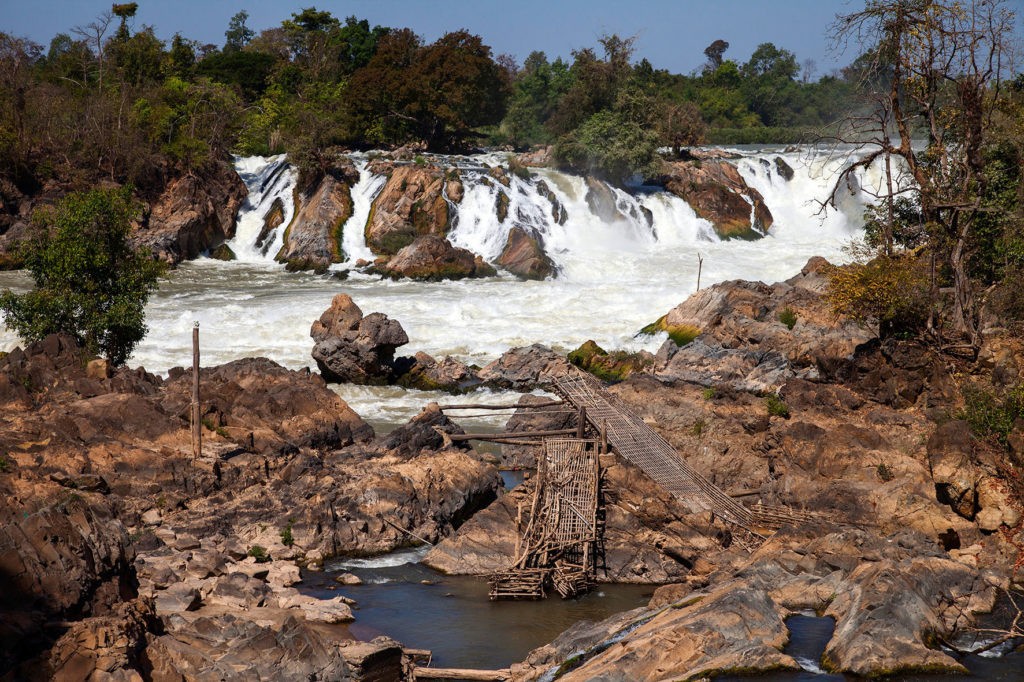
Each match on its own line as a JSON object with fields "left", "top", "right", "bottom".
{"left": 0, "top": 147, "right": 879, "bottom": 426}
{"left": 227, "top": 154, "right": 297, "bottom": 261}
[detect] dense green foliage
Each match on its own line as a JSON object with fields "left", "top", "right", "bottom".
{"left": 1, "top": 5, "right": 882, "bottom": 192}
{"left": 0, "top": 187, "right": 164, "bottom": 364}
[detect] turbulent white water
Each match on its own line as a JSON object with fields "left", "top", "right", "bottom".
{"left": 0, "top": 147, "right": 882, "bottom": 426}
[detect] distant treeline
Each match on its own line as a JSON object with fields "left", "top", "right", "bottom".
{"left": 0, "top": 4, "right": 878, "bottom": 192}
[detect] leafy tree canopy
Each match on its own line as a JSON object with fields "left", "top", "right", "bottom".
{"left": 0, "top": 186, "right": 164, "bottom": 365}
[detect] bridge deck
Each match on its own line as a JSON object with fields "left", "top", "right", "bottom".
{"left": 552, "top": 372, "right": 758, "bottom": 532}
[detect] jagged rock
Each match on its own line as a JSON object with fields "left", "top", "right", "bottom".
{"left": 774, "top": 156, "right": 795, "bottom": 181}
{"left": 365, "top": 165, "right": 451, "bottom": 254}
{"left": 652, "top": 258, "right": 874, "bottom": 392}
{"left": 310, "top": 294, "right": 410, "bottom": 384}
{"left": 394, "top": 351, "right": 482, "bottom": 392}
{"left": 257, "top": 197, "right": 286, "bottom": 252}
{"left": 205, "top": 572, "right": 271, "bottom": 610}
{"left": 568, "top": 340, "right": 654, "bottom": 382}
{"left": 380, "top": 403, "right": 469, "bottom": 459}
{"left": 516, "top": 146, "right": 553, "bottom": 167}
{"left": 375, "top": 235, "right": 496, "bottom": 281}
{"left": 662, "top": 159, "right": 772, "bottom": 239}
{"left": 135, "top": 160, "right": 247, "bottom": 264}
{"left": 147, "top": 612, "right": 354, "bottom": 680}
{"left": 44, "top": 598, "right": 158, "bottom": 681}
{"left": 162, "top": 356, "right": 373, "bottom": 454}
{"left": 584, "top": 177, "right": 626, "bottom": 223}
{"left": 477, "top": 344, "right": 574, "bottom": 391}
{"left": 209, "top": 243, "right": 236, "bottom": 261}
{"left": 927, "top": 420, "right": 980, "bottom": 519}
{"left": 535, "top": 180, "right": 568, "bottom": 225}
{"left": 498, "top": 225, "right": 555, "bottom": 280}
{"left": 276, "top": 167, "right": 355, "bottom": 272}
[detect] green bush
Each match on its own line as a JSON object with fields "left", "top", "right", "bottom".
{"left": 248, "top": 545, "right": 270, "bottom": 562}
{"left": 959, "top": 383, "right": 1024, "bottom": 447}
{"left": 280, "top": 523, "right": 294, "bottom": 547}
{"left": 702, "top": 387, "right": 717, "bottom": 400}
{"left": 777, "top": 306, "right": 798, "bottom": 330}
{"left": 765, "top": 394, "right": 790, "bottom": 418}
{"left": 876, "top": 462, "right": 894, "bottom": 482}
{"left": 0, "top": 187, "right": 164, "bottom": 365}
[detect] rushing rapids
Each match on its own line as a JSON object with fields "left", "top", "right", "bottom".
{"left": 1, "top": 147, "right": 879, "bottom": 422}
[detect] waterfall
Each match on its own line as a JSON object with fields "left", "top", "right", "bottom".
{"left": 225, "top": 148, "right": 876, "bottom": 276}
{"left": 227, "top": 154, "right": 297, "bottom": 262}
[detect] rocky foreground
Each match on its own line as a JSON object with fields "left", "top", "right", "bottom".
{"left": 2, "top": 257, "right": 1023, "bottom": 679}
{"left": 0, "top": 334, "right": 500, "bottom": 679}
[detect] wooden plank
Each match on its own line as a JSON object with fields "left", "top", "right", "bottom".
{"left": 448, "top": 428, "right": 577, "bottom": 442}
{"left": 438, "top": 400, "right": 564, "bottom": 411}
{"left": 414, "top": 667, "right": 511, "bottom": 681}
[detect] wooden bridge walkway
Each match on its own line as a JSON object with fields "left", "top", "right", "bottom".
{"left": 551, "top": 371, "right": 818, "bottom": 535}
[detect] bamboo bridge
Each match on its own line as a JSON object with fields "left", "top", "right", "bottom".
{"left": 439, "top": 369, "right": 821, "bottom": 601}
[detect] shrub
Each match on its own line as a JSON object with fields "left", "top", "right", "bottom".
{"left": 280, "top": 523, "right": 294, "bottom": 547}
{"left": 0, "top": 187, "right": 164, "bottom": 365}
{"left": 702, "top": 387, "right": 717, "bottom": 401}
{"left": 690, "top": 418, "right": 706, "bottom": 437}
{"left": 824, "top": 250, "right": 929, "bottom": 338}
{"left": 0, "top": 455, "right": 9, "bottom": 473}
{"left": 765, "top": 394, "right": 790, "bottom": 418}
{"left": 876, "top": 462, "right": 894, "bottom": 482}
{"left": 959, "top": 383, "right": 1024, "bottom": 447}
{"left": 248, "top": 545, "right": 269, "bottom": 562}
{"left": 777, "top": 306, "right": 798, "bottom": 330}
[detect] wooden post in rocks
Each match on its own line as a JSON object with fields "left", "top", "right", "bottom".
{"left": 192, "top": 322, "right": 201, "bottom": 459}
{"left": 696, "top": 253, "right": 704, "bottom": 291}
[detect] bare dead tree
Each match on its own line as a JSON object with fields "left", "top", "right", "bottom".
{"left": 821, "top": 0, "right": 1017, "bottom": 356}
{"left": 72, "top": 11, "right": 113, "bottom": 90}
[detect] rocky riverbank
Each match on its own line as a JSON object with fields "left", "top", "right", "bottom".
{"left": 2, "top": 255, "right": 1023, "bottom": 679}
{"left": 0, "top": 333, "right": 500, "bottom": 678}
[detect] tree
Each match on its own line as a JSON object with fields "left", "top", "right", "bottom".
{"left": 0, "top": 187, "right": 164, "bottom": 365}
{"left": 826, "top": 0, "right": 1017, "bottom": 354}
{"left": 224, "top": 10, "right": 254, "bottom": 52}
{"left": 703, "top": 39, "right": 729, "bottom": 71}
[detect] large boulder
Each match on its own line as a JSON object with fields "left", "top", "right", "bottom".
{"left": 365, "top": 165, "right": 453, "bottom": 255}
{"left": 277, "top": 165, "right": 358, "bottom": 272}
{"left": 477, "top": 344, "right": 574, "bottom": 391}
{"left": 163, "top": 356, "right": 374, "bottom": 455}
{"left": 310, "top": 294, "right": 410, "bottom": 384}
{"left": 135, "top": 160, "right": 247, "bottom": 264}
{"left": 375, "top": 235, "right": 496, "bottom": 281}
{"left": 497, "top": 226, "right": 555, "bottom": 280}
{"left": 662, "top": 159, "right": 772, "bottom": 240}
{"left": 652, "top": 257, "right": 874, "bottom": 392}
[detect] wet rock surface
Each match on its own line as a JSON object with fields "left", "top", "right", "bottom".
{"left": 276, "top": 165, "right": 358, "bottom": 272}
{"left": 365, "top": 164, "right": 453, "bottom": 255}
{"left": 311, "top": 293, "right": 411, "bottom": 384}
{"left": 662, "top": 158, "right": 773, "bottom": 240}
{"left": 374, "top": 234, "right": 496, "bottom": 281}
{"left": 134, "top": 160, "right": 248, "bottom": 265}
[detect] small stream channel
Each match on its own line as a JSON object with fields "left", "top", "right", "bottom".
{"left": 299, "top": 549, "right": 653, "bottom": 669}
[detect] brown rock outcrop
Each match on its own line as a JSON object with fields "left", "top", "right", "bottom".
{"left": 476, "top": 344, "right": 574, "bottom": 391}
{"left": 652, "top": 257, "right": 874, "bottom": 392}
{"left": 498, "top": 226, "right": 555, "bottom": 280}
{"left": 163, "top": 357, "right": 374, "bottom": 455}
{"left": 365, "top": 165, "right": 453, "bottom": 255}
{"left": 277, "top": 165, "right": 357, "bottom": 272}
{"left": 662, "top": 159, "right": 772, "bottom": 240}
{"left": 310, "top": 294, "right": 410, "bottom": 384}
{"left": 135, "top": 160, "right": 247, "bottom": 264}
{"left": 375, "top": 234, "right": 496, "bottom": 281}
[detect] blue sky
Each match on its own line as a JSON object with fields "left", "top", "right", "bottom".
{"left": 4, "top": 1, "right": 1021, "bottom": 77}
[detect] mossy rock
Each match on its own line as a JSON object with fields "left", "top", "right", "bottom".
{"left": 284, "top": 258, "right": 329, "bottom": 275}
{"left": 495, "top": 192, "right": 510, "bottom": 223}
{"left": 209, "top": 243, "right": 237, "bottom": 261}
{"left": 568, "top": 340, "right": 652, "bottom": 383}
{"left": 638, "top": 315, "right": 701, "bottom": 346}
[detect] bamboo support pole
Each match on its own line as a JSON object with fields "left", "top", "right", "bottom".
{"left": 191, "top": 323, "right": 201, "bottom": 459}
